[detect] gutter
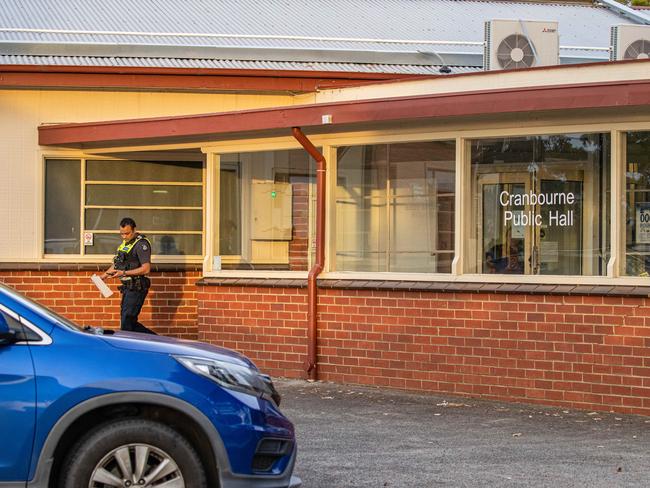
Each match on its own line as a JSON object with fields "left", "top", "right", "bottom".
{"left": 291, "top": 128, "right": 326, "bottom": 381}
{"left": 0, "top": 40, "right": 480, "bottom": 67}
{"left": 0, "top": 63, "right": 412, "bottom": 94}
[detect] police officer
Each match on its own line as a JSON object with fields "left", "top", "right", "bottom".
{"left": 100, "top": 217, "right": 156, "bottom": 334}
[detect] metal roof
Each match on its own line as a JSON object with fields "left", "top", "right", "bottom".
{"left": 0, "top": 54, "right": 480, "bottom": 75}
{"left": 0, "top": 0, "right": 647, "bottom": 74}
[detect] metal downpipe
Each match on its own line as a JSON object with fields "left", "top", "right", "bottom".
{"left": 292, "top": 127, "right": 325, "bottom": 380}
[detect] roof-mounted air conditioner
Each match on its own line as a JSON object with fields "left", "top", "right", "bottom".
{"left": 484, "top": 19, "right": 559, "bottom": 71}
{"left": 610, "top": 24, "right": 650, "bottom": 61}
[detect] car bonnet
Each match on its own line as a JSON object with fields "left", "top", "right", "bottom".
{"left": 99, "top": 331, "right": 257, "bottom": 369}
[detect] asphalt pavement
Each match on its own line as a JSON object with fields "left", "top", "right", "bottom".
{"left": 276, "top": 379, "right": 650, "bottom": 488}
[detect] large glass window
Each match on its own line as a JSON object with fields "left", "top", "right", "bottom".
{"left": 218, "top": 149, "right": 315, "bottom": 270}
{"left": 44, "top": 157, "right": 203, "bottom": 257}
{"left": 625, "top": 131, "right": 650, "bottom": 276}
{"left": 336, "top": 141, "right": 455, "bottom": 273}
{"left": 45, "top": 159, "right": 81, "bottom": 254}
{"left": 468, "top": 134, "right": 610, "bottom": 276}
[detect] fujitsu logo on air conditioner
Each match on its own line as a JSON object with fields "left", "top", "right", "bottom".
{"left": 484, "top": 19, "right": 560, "bottom": 71}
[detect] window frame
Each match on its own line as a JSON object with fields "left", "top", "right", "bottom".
{"left": 0, "top": 303, "right": 52, "bottom": 346}
{"left": 47, "top": 119, "right": 647, "bottom": 285}
{"left": 465, "top": 132, "right": 611, "bottom": 278}
{"left": 203, "top": 122, "right": 650, "bottom": 284}
{"left": 41, "top": 154, "right": 205, "bottom": 263}
{"left": 620, "top": 130, "right": 650, "bottom": 278}
{"left": 333, "top": 139, "right": 457, "bottom": 274}
{"left": 459, "top": 129, "right": 617, "bottom": 284}
{"left": 204, "top": 145, "right": 317, "bottom": 274}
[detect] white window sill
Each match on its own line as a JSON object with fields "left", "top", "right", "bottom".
{"left": 202, "top": 270, "right": 308, "bottom": 279}
{"left": 198, "top": 269, "right": 650, "bottom": 287}
{"left": 320, "top": 271, "right": 650, "bottom": 287}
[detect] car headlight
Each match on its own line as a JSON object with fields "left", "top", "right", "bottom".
{"left": 174, "top": 355, "right": 281, "bottom": 406}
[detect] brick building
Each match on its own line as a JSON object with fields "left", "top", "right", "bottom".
{"left": 2, "top": 0, "right": 650, "bottom": 415}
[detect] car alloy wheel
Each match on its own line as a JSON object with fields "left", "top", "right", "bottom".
{"left": 89, "top": 443, "right": 185, "bottom": 488}
{"left": 60, "top": 419, "right": 206, "bottom": 488}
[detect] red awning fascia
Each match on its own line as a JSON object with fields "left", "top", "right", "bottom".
{"left": 38, "top": 78, "right": 650, "bottom": 148}
{"left": 1, "top": 64, "right": 423, "bottom": 93}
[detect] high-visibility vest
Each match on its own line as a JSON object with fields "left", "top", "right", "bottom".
{"left": 114, "top": 234, "right": 152, "bottom": 272}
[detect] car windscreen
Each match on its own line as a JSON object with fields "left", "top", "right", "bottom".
{"left": 0, "top": 282, "right": 82, "bottom": 332}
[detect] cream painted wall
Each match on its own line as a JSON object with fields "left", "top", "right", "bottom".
{"left": 0, "top": 89, "right": 303, "bottom": 261}
{"left": 313, "top": 61, "right": 650, "bottom": 104}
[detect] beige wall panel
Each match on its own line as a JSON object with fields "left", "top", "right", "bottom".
{"left": 314, "top": 62, "right": 650, "bottom": 104}
{"left": 0, "top": 89, "right": 297, "bottom": 261}
{"left": 251, "top": 240, "right": 289, "bottom": 263}
{"left": 251, "top": 181, "right": 292, "bottom": 240}
{"left": 0, "top": 91, "right": 42, "bottom": 260}
{"left": 33, "top": 90, "right": 298, "bottom": 124}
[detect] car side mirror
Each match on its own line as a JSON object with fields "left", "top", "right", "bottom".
{"left": 0, "top": 330, "right": 18, "bottom": 346}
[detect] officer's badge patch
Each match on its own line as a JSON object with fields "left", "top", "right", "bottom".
{"left": 142, "top": 245, "right": 148, "bottom": 251}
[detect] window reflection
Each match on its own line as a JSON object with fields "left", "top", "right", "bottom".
{"left": 336, "top": 141, "right": 456, "bottom": 273}
{"left": 218, "top": 150, "right": 315, "bottom": 271}
{"left": 625, "top": 131, "right": 650, "bottom": 276}
{"left": 44, "top": 159, "right": 81, "bottom": 255}
{"left": 469, "top": 134, "right": 610, "bottom": 276}
{"left": 44, "top": 157, "right": 204, "bottom": 257}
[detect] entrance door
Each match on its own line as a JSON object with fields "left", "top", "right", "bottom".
{"left": 538, "top": 177, "right": 583, "bottom": 275}
{"left": 477, "top": 166, "right": 584, "bottom": 275}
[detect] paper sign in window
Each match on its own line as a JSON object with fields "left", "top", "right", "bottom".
{"left": 636, "top": 203, "right": 650, "bottom": 244}
{"left": 251, "top": 181, "right": 292, "bottom": 240}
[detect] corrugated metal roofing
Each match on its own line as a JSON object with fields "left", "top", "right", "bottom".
{"left": 0, "top": 54, "right": 481, "bottom": 74}
{"left": 0, "top": 0, "right": 645, "bottom": 73}
{"left": 0, "top": 0, "right": 639, "bottom": 44}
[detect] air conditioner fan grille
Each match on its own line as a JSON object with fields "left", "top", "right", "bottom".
{"left": 624, "top": 39, "right": 650, "bottom": 60}
{"left": 497, "top": 33, "right": 536, "bottom": 69}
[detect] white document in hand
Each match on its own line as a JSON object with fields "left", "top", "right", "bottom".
{"left": 91, "top": 274, "right": 114, "bottom": 298}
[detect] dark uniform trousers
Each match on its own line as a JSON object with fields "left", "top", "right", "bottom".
{"left": 120, "top": 285, "right": 156, "bottom": 334}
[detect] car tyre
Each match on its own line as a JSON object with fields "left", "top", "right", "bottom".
{"left": 59, "top": 418, "right": 207, "bottom": 488}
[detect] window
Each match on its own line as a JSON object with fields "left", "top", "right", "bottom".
{"left": 468, "top": 133, "right": 610, "bottom": 276}
{"left": 625, "top": 131, "right": 650, "bottom": 276}
{"left": 45, "top": 159, "right": 81, "bottom": 254}
{"left": 218, "top": 149, "right": 315, "bottom": 270}
{"left": 0, "top": 307, "right": 41, "bottom": 342}
{"left": 44, "top": 157, "right": 203, "bottom": 257}
{"left": 336, "top": 141, "right": 455, "bottom": 273}
{"left": 219, "top": 162, "right": 241, "bottom": 256}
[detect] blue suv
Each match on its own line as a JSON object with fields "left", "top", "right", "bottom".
{"left": 0, "top": 283, "right": 301, "bottom": 488}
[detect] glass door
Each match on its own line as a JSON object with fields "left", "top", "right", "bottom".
{"left": 479, "top": 173, "right": 531, "bottom": 274}
{"left": 537, "top": 174, "right": 583, "bottom": 275}
{"left": 477, "top": 167, "right": 584, "bottom": 275}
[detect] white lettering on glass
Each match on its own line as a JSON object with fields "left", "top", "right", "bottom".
{"left": 499, "top": 190, "right": 576, "bottom": 227}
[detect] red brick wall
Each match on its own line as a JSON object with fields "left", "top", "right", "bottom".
{"left": 0, "top": 269, "right": 200, "bottom": 338}
{"left": 198, "top": 285, "right": 307, "bottom": 375}
{"left": 5, "top": 271, "right": 650, "bottom": 416}
{"left": 198, "top": 285, "right": 650, "bottom": 416}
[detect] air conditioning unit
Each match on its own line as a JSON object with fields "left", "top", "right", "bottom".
{"left": 610, "top": 24, "right": 650, "bottom": 61}
{"left": 484, "top": 19, "right": 559, "bottom": 71}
